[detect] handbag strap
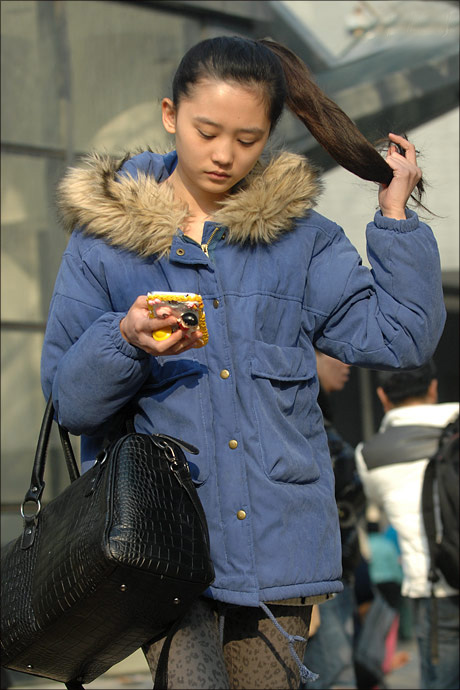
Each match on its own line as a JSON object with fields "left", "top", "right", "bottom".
{"left": 59, "top": 423, "right": 80, "bottom": 482}
{"left": 25, "top": 395, "right": 80, "bottom": 503}
{"left": 21, "top": 395, "right": 80, "bottom": 549}
{"left": 24, "top": 395, "right": 54, "bottom": 504}
{"left": 153, "top": 613, "right": 186, "bottom": 690}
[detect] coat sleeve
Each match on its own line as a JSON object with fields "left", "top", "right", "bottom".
{"left": 40, "top": 235, "right": 152, "bottom": 435}
{"left": 309, "top": 210, "right": 446, "bottom": 368}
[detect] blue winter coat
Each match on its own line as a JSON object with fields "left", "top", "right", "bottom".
{"left": 41, "top": 149, "right": 445, "bottom": 606}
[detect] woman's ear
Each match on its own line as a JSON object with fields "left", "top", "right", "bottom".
{"left": 161, "top": 98, "right": 177, "bottom": 134}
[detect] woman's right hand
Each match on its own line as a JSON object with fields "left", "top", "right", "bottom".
{"left": 119, "top": 295, "right": 203, "bottom": 356}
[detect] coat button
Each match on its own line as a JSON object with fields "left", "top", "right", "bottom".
{"left": 176, "top": 248, "right": 185, "bottom": 256}
{"left": 213, "top": 299, "right": 219, "bottom": 308}
{"left": 220, "top": 369, "right": 230, "bottom": 379}
{"left": 229, "top": 439, "right": 238, "bottom": 449}
{"left": 237, "top": 510, "right": 246, "bottom": 520}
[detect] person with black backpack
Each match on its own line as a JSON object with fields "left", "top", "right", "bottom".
{"left": 355, "top": 361, "right": 459, "bottom": 690}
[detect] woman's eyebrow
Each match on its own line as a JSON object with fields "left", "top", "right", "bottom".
{"left": 193, "top": 116, "right": 265, "bottom": 135}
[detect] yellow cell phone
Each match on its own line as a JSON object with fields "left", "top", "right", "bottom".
{"left": 146, "top": 292, "right": 209, "bottom": 347}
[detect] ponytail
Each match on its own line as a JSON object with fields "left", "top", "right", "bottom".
{"left": 170, "top": 35, "right": 428, "bottom": 211}
{"left": 258, "top": 38, "right": 426, "bottom": 208}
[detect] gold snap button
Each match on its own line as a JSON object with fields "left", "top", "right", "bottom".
{"left": 220, "top": 369, "right": 230, "bottom": 379}
{"left": 176, "top": 248, "right": 185, "bottom": 256}
{"left": 221, "top": 233, "right": 226, "bottom": 240}
{"left": 213, "top": 299, "right": 219, "bottom": 308}
{"left": 229, "top": 439, "right": 238, "bottom": 449}
{"left": 237, "top": 510, "right": 246, "bottom": 520}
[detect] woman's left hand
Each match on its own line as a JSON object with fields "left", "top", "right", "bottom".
{"left": 378, "top": 133, "right": 422, "bottom": 220}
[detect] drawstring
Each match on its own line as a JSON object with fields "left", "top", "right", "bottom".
{"left": 259, "top": 602, "right": 319, "bottom": 683}
{"left": 217, "top": 601, "right": 318, "bottom": 683}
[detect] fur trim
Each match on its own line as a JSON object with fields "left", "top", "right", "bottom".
{"left": 57, "top": 150, "right": 322, "bottom": 258}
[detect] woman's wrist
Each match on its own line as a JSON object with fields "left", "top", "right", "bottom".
{"left": 119, "top": 317, "right": 129, "bottom": 343}
{"left": 380, "top": 207, "right": 407, "bottom": 220}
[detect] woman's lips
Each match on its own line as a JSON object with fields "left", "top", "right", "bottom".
{"left": 206, "top": 171, "right": 231, "bottom": 180}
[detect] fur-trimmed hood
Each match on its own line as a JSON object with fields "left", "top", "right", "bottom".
{"left": 57, "top": 150, "right": 322, "bottom": 258}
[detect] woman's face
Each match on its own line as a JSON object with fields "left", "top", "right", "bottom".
{"left": 162, "top": 79, "right": 271, "bottom": 203}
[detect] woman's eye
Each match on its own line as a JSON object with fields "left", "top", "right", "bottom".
{"left": 198, "top": 130, "right": 214, "bottom": 140}
{"left": 239, "top": 140, "right": 255, "bottom": 147}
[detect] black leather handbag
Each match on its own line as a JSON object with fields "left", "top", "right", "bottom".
{"left": 1, "top": 396, "right": 214, "bottom": 688}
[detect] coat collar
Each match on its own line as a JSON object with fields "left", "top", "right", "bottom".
{"left": 57, "top": 149, "right": 322, "bottom": 258}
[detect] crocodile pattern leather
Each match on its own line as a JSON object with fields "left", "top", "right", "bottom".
{"left": 1, "top": 433, "right": 214, "bottom": 684}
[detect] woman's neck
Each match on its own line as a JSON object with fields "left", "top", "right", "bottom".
{"left": 163, "top": 169, "right": 223, "bottom": 242}
{"left": 167, "top": 169, "right": 222, "bottom": 218}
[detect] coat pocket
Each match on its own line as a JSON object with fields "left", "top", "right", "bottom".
{"left": 250, "top": 342, "right": 321, "bottom": 484}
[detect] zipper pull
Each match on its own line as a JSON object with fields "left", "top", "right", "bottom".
{"left": 201, "top": 226, "right": 220, "bottom": 257}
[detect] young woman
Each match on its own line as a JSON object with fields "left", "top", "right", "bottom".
{"left": 41, "top": 36, "right": 445, "bottom": 689}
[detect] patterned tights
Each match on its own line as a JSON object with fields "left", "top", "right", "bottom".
{"left": 143, "top": 596, "right": 312, "bottom": 689}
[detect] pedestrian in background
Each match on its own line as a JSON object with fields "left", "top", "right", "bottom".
{"left": 355, "top": 362, "right": 459, "bottom": 689}
{"left": 367, "top": 519, "right": 404, "bottom": 615}
{"left": 302, "top": 352, "right": 366, "bottom": 689}
{"left": 366, "top": 514, "right": 411, "bottom": 676}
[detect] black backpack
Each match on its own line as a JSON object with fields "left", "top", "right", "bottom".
{"left": 421, "top": 414, "right": 459, "bottom": 590}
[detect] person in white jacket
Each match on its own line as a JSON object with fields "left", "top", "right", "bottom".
{"left": 355, "top": 361, "right": 459, "bottom": 690}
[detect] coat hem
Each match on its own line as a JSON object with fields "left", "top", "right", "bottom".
{"left": 204, "top": 580, "right": 343, "bottom": 606}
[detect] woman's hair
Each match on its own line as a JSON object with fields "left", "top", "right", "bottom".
{"left": 172, "top": 35, "right": 426, "bottom": 209}
{"left": 172, "top": 36, "right": 287, "bottom": 130}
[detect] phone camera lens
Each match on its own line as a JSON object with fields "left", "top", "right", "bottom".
{"left": 181, "top": 311, "right": 199, "bottom": 327}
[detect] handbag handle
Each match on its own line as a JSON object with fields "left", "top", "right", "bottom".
{"left": 27, "top": 395, "right": 80, "bottom": 499}
{"left": 21, "top": 395, "right": 80, "bottom": 549}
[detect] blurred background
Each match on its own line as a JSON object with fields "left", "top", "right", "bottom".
{"left": 1, "top": 0, "right": 458, "bottom": 567}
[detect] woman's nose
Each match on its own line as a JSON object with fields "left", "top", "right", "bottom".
{"left": 211, "top": 141, "right": 233, "bottom": 167}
